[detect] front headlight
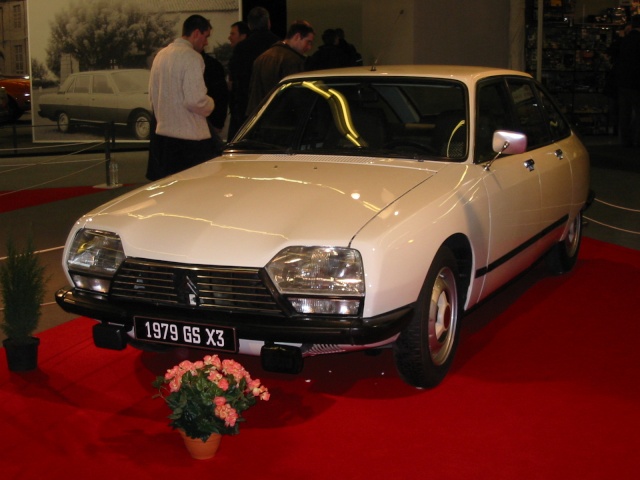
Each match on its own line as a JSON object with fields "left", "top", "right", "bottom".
{"left": 66, "top": 229, "right": 125, "bottom": 293}
{"left": 266, "top": 246, "right": 364, "bottom": 315}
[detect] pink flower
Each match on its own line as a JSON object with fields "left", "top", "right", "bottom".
{"left": 169, "top": 375, "right": 182, "bottom": 392}
{"left": 247, "top": 378, "right": 269, "bottom": 400}
{"left": 192, "top": 360, "right": 204, "bottom": 370}
{"left": 222, "top": 359, "right": 247, "bottom": 381}
{"left": 215, "top": 403, "right": 239, "bottom": 427}
{"left": 251, "top": 384, "right": 263, "bottom": 397}
{"left": 211, "top": 355, "right": 222, "bottom": 369}
{"left": 217, "top": 378, "right": 230, "bottom": 391}
{"left": 164, "top": 366, "right": 180, "bottom": 380}
{"left": 203, "top": 355, "right": 220, "bottom": 366}
{"left": 178, "top": 360, "right": 193, "bottom": 371}
{"left": 213, "top": 396, "right": 227, "bottom": 406}
{"left": 247, "top": 378, "right": 261, "bottom": 390}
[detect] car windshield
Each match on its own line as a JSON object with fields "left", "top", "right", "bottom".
{"left": 229, "top": 76, "right": 468, "bottom": 161}
{"left": 111, "top": 70, "right": 149, "bottom": 93}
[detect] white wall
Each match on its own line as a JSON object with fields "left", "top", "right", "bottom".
{"left": 288, "top": 0, "right": 516, "bottom": 68}
{"left": 412, "top": 0, "right": 511, "bottom": 67}
{"left": 362, "top": 0, "right": 415, "bottom": 66}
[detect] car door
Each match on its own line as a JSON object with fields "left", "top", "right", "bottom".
{"left": 530, "top": 83, "right": 575, "bottom": 234}
{"left": 474, "top": 78, "right": 544, "bottom": 300}
{"left": 89, "top": 73, "right": 118, "bottom": 124}
{"left": 64, "top": 74, "right": 92, "bottom": 121}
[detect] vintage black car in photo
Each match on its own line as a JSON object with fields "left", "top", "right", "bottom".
{"left": 38, "top": 69, "right": 152, "bottom": 140}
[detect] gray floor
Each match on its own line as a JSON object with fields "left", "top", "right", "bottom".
{"left": 1, "top": 132, "right": 639, "bottom": 342}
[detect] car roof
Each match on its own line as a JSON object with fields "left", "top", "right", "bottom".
{"left": 284, "top": 65, "right": 531, "bottom": 84}
{"left": 69, "top": 69, "right": 149, "bottom": 76}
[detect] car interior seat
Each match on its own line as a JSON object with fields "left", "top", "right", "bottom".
{"left": 433, "top": 109, "right": 467, "bottom": 159}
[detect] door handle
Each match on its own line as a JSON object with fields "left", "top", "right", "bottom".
{"left": 555, "top": 149, "right": 564, "bottom": 160}
{"left": 523, "top": 159, "right": 535, "bottom": 171}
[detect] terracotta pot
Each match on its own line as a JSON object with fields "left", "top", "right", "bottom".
{"left": 2, "top": 337, "right": 40, "bottom": 372}
{"left": 179, "top": 430, "right": 222, "bottom": 460}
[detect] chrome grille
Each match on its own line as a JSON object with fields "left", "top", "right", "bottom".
{"left": 110, "top": 259, "right": 282, "bottom": 314}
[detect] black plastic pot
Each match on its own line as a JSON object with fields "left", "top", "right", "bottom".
{"left": 2, "top": 337, "right": 40, "bottom": 371}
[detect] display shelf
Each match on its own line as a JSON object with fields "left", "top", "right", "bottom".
{"left": 526, "top": 21, "right": 617, "bottom": 135}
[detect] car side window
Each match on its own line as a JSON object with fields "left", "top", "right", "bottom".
{"left": 92, "top": 75, "right": 113, "bottom": 94}
{"left": 535, "top": 85, "right": 571, "bottom": 141}
{"left": 73, "top": 75, "right": 90, "bottom": 94}
{"left": 59, "top": 76, "right": 75, "bottom": 94}
{"left": 475, "top": 80, "right": 517, "bottom": 162}
{"left": 507, "top": 79, "right": 552, "bottom": 150}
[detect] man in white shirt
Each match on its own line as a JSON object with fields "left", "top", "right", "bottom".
{"left": 147, "top": 15, "right": 216, "bottom": 180}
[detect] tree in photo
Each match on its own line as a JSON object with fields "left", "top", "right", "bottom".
{"left": 45, "top": 0, "right": 177, "bottom": 77}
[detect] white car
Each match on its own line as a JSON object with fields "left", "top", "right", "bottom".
{"left": 37, "top": 69, "right": 152, "bottom": 140}
{"left": 55, "top": 66, "right": 590, "bottom": 388}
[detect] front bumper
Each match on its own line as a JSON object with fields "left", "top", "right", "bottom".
{"left": 55, "top": 286, "right": 414, "bottom": 347}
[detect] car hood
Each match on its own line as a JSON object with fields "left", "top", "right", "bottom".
{"left": 83, "top": 155, "right": 440, "bottom": 266}
{"left": 0, "top": 77, "right": 30, "bottom": 91}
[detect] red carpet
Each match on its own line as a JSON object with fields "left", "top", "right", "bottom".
{"left": 1, "top": 238, "right": 639, "bottom": 479}
{"left": 0, "top": 186, "right": 106, "bottom": 213}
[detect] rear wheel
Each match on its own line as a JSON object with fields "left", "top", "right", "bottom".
{"left": 57, "top": 112, "right": 70, "bottom": 133}
{"left": 546, "top": 211, "right": 582, "bottom": 275}
{"left": 131, "top": 110, "right": 151, "bottom": 140}
{"left": 393, "top": 246, "right": 461, "bottom": 388}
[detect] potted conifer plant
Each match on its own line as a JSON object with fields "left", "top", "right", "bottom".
{"left": 1, "top": 237, "right": 46, "bottom": 371}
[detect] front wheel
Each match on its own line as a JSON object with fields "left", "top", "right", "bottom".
{"left": 7, "top": 98, "right": 22, "bottom": 121}
{"left": 57, "top": 112, "right": 70, "bottom": 133}
{"left": 393, "top": 246, "right": 461, "bottom": 388}
{"left": 546, "top": 211, "right": 583, "bottom": 275}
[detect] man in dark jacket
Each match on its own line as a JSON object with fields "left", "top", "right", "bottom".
{"left": 616, "top": 15, "right": 640, "bottom": 147}
{"left": 306, "top": 29, "right": 351, "bottom": 71}
{"left": 202, "top": 51, "right": 229, "bottom": 154}
{"left": 246, "top": 20, "right": 314, "bottom": 116}
{"left": 227, "top": 7, "right": 280, "bottom": 139}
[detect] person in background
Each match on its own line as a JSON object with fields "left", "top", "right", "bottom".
{"left": 246, "top": 20, "right": 315, "bottom": 116}
{"left": 229, "top": 21, "right": 249, "bottom": 48}
{"left": 147, "top": 15, "right": 215, "bottom": 180}
{"left": 202, "top": 50, "right": 229, "bottom": 154}
{"left": 615, "top": 14, "right": 640, "bottom": 148}
{"left": 335, "top": 27, "right": 362, "bottom": 66}
{"left": 227, "top": 7, "right": 280, "bottom": 140}
{"left": 306, "top": 28, "right": 352, "bottom": 71}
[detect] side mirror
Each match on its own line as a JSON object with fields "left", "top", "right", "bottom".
{"left": 492, "top": 130, "right": 527, "bottom": 155}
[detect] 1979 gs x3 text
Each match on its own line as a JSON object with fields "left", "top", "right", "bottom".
{"left": 134, "top": 317, "right": 236, "bottom": 352}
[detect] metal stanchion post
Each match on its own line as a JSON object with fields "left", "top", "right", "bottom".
{"left": 101, "top": 122, "right": 120, "bottom": 188}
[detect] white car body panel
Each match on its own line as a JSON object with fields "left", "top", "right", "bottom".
{"left": 56, "top": 65, "right": 590, "bottom": 387}
{"left": 69, "top": 155, "right": 437, "bottom": 270}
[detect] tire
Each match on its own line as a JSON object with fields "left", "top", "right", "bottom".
{"left": 546, "top": 211, "right": 583, "bottom": 275}
{"left": 131, "top": 110, "right": 151, "bottom": 140}
{"left": 393, "top": 246, "right": 461, "bottom": 388}
{"left": 57, "top": 112, "right": 70, "bottom": 133}
{"left": 7, "top": 98, "right": 22, "bottom": 122}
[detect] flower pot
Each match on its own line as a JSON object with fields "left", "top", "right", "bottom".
{"left": 2, "top": 337, "right": 40, "bottom": 372}
{"left": 179, "top": 430, "right": 222, "bottom": 460}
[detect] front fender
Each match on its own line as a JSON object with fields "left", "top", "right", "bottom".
{"left": 352, "top": 164, "right": 489, "bottom": 317}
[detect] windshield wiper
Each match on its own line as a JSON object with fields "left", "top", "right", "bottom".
{"left": 225, "top": 139, "right": 284, "bottom": 151}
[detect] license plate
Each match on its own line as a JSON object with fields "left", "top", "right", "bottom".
{"left": 134, "top": 317, "right": 237, "bottom": 352}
